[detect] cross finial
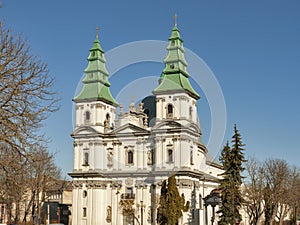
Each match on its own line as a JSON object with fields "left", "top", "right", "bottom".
{"left": 96, "top": 26, "right": 99, "bottom": 39}
{"left": 174, "top": 13, "right": 177, "bottom": 26}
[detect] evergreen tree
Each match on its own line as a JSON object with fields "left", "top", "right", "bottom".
{"left": 230, "top": 124, "right": 246, "bottom": 220}
{"left": 219, "top": 141, "right": 231, "bottom": 171}
{"left": 218, "top": 124, "right": 246, "bottom": 225}
{"left": 218, "top": 142, "right": 235, "bottom": 225}
{"left": 157, "top": 175, "right": 190, "bottom": 225}
{"left": 157, "top": 180, "right": 168, "bottom": 225}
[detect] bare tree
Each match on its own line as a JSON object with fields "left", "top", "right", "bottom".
{"left": 0, "top": 21, "right": 60, "bottom": 224}
{"left": 262, "top": 159, "right": 292, "bottom": 225}
{"left": 23, "top": 147, "right": 61, "bottom": 225}
{"left": 0, "top": 21, "right": 59, "bottom": 157}
{"left": 244, "top": 157, "right": 264, "bottom": 225}
{"left": 119, "top": 197, "right": 141, "bottom": 225}
{"left": 0, "top": 144, "right": 61, "bottom": 224}
{"left": 285, "top": 166, "right": 300, "bottom": 225}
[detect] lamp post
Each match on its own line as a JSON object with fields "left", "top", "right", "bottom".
{"left": 140, "top": 200, "right": 143, "bottom": 225}
{"left": 203, "top": 192, "right": 222, "bottom": 225}
{"left": 116, "top": 188, "right": 120, "bottom": 225}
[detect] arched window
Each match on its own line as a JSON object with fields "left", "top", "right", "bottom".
{"left": 85, "top": 111, "right": 90, "bottom": 122}
{"left": 83, "top": 152, "right": 89, "bottom": 166}
{"left": 127, "top": 150, "right": 133, "bottom": 164}
{"left": 168, "top": 149, "right": 173, "bottom": 162}
{"left": 167, "top": 104, "right": 173, "bottom": 118}
{"left": 104, "top": 113, "right": 110, "bottom": 129}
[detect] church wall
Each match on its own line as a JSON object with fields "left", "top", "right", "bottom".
{"left": 75, "top": 101, "right": 116, "bottom": 133}
{"left": 155, "top": 93, "right": 198, "bottom": 125}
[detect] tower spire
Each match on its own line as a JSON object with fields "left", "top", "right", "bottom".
{"left": 153, "top": 22, "right": 199, "bottom": 99}
{"left": 74, "top": 30, "right": 118, "bottom": 106}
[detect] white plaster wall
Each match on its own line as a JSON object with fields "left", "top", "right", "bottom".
{"left": 155, "top": 93, "right": 198, "bottom": 125}
{"left": 75, "top": 101, "right": 116, "bottom": 133}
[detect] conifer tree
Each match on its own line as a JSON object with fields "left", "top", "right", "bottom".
{"left": 218, "top": 142, "right": 235, "bottom": 225}
{"left": 218, "top": 125, "right": 246, "bottom": 225}
{"left": 157, "top": 175, "right": 190, "bottom": 225}
{"left": 167, "top": 175, "right": 184, "bottom": 225}
{"left": 157, "top": 180, "right": 168, "bottom": 225}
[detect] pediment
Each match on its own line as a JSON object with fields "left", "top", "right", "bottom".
{"left": 114, "top": 123, "right": 149, "bottom": 135}
{"left": 71, "top": 126, "right": 99, "bottom": 136}
{"left": 153, "top": 120, "right": 183, "bottom": 130}
{"left": 153, "top": 120, "right": 201, "bottom": 134}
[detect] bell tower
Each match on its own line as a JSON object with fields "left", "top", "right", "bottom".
{"left": 73, "top": 28, "right": 118, "bottom": 134}
{"left": 153, "top": 22, "right": 200, "bottom": 126}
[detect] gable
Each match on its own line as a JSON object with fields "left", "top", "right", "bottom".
{"left": 153, "top": 120, "right": 182, "bottom": 130}
{"left": 113, "top": 124, "right": 150, "bottom": 135}
{"left": 71, "top": 126, "right": 99, "bottom": 136}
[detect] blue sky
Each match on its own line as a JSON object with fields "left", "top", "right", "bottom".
{"left": 1, "top": 1, "right": 299, "bottom": 177}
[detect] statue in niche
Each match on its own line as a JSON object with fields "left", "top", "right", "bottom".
{"left": 106, "top": 206, "right": 112, "bottom": 222}
{"left": 107, "top": 150, "right": 113, "bottom": 166}
{"left": 147, "top": 150, "right": 152, "bottom": 165}
{"left": 104, "top": 113, "right": 110, "bottom": 133}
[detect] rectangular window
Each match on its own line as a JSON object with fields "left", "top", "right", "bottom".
{"left": 83, "top": 207, "right": 87, "bottom": 217}
{"left": 127, "top": 150, "right": 134, "bottom": 164}
{"left": 83, "top": 152, "right": 89, "bottom": 166}
{"left": 168, "top": 149, "right": 173, "bottom": 163}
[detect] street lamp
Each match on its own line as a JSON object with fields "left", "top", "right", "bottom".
{"left": 140, "top": 200, "right": 143, "bottom": 225}
{"left": 203, "top": 191, "right": 222, "bottom": 225}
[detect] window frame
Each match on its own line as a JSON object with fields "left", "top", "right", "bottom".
{"left": 83, "top": 207, "right": 87, "bottom": 217}
{"left": 83, "top": 152, "right": 89, "bottom": 166}
{"left": 166, "top": 104, "right": 174, "bottom": 118}
{"left": 84, "top": 110, "right": 91, "bottom": 123}
{"left": 127, "top": 150, "right": 134, "bottom": 165}
{"left": 167, "top": 149, "right": 173, "bottom": 163}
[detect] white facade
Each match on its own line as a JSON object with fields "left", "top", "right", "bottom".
{"left": 70, "top": 25, "right": 223, "bottom": 225}
{"left": 70, "top": 95, "right": 223, "bottom": 225}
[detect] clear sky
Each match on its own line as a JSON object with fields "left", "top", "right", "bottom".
{"left": 1, "top": 1, "right": 299, "bottom": 177}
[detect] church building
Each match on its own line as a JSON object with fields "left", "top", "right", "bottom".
{"left": 69, "top": 21, "right": 223, "bottom": 225}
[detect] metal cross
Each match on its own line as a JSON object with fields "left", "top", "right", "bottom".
{"left": 174, "top": 13, "right": 177, "bottom": 26}
{"left": 96, "top": 26, "right": 99, "bottom": 39}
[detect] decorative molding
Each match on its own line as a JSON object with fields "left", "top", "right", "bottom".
{"left": 111, "top": 181, "right": 122, "bottom": 189}
{"left": 86, "top": 180, "right": 108, "bottom": 189}
{"left": 72, "top": 180, "right": 84, "bottom": 188}
{"left": 125, "top": 178, "right": 133, "bottom": 186}
{"left": 96, "top": 103, "right": 105, "bottom": 108}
